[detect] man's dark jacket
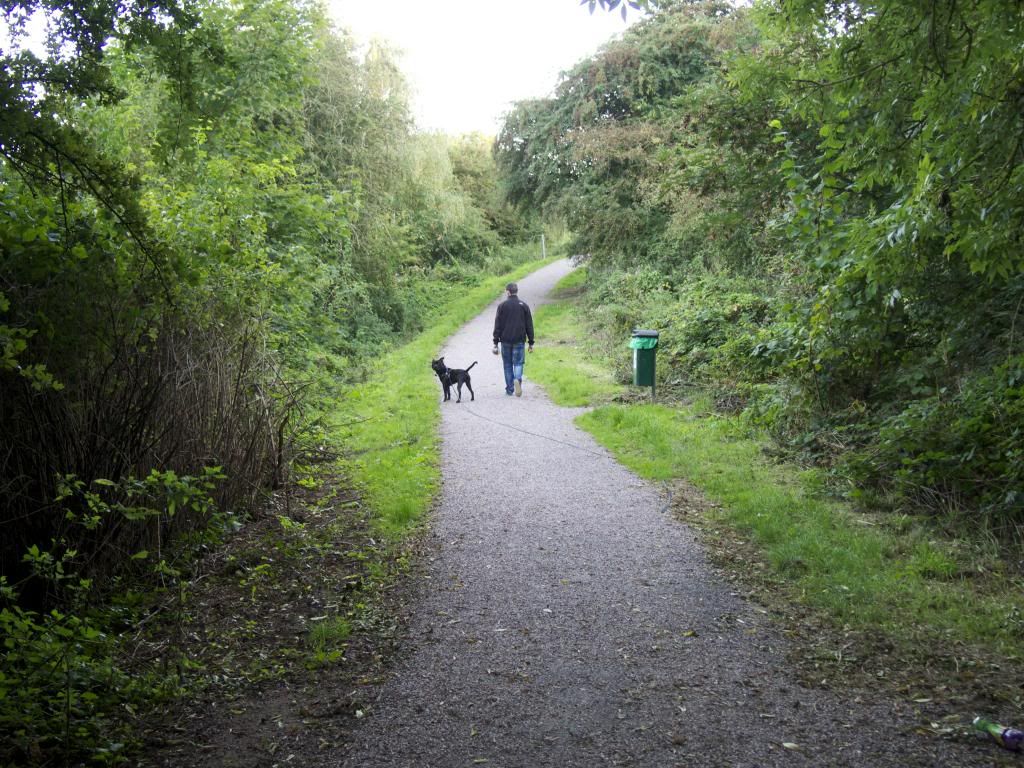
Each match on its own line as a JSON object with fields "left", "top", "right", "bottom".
{"left": 493, "top": 295, "right": 534, "bottom": 346}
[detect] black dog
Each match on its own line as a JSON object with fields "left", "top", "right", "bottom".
{"left": 431, "top": 357, "right": 477, "bottom": 403}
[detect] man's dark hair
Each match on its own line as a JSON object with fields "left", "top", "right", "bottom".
{"left": 506, "top": 282, "right": 518, "bottom": 294}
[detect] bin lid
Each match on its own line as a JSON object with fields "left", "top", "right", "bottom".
{"left": 629, "top": 329, "right": 659, "bottom": 350}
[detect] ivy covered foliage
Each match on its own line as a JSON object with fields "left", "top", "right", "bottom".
{"left": 496, "top": 0, "right": 1024, "bottom": 529}
{"left": 1, "top": 0, "right": 532, "bottom": 762}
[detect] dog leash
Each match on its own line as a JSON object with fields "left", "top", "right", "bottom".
{"left": 461, "top": 405, "right": 676, "bottom": 516}
{"left": 462, "top": 406, "right": 610, "bottom": 458}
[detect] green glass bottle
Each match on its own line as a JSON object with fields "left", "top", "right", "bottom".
{"left": 973, "top": 716, "right": 1024, "bottom": 751}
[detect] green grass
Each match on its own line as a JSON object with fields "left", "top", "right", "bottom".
{"left": 549, "top": 264, "right": 589, "bottom": 294}
{"left": 307, "top": 616, "right": 352, "bottom": 666}
{"left": 335, "top": 254, "right": 559, "bottom": 536}
{"left": 308, "top": 616, "right": 352, "bottom": 649}
{"left": 529, "top": 285, "right": 1024, "bottom": 658}
{"left": 529, "top": 270, "right": 626, "bottom": 407}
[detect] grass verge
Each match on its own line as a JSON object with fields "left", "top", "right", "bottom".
{"left": 336, "top": 253, "right": 560, "bottom": 536}
{"left": 527, "top": 266, "right": 627, "bottom": 408}
{"left": 529, "top": 269, "right": 1024, "bottom": 701}
{"left": 529, "top": 304, "right": 626, "bottom": 407}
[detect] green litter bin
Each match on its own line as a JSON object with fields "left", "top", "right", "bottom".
{"left": 629, "top": 329, "right": 659, "bottom": 389}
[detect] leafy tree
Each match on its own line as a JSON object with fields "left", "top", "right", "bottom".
{"left": 496, "top": 1, "right": 750, "bottom": 267}
{"left": 449, "top": 133, "right": 533, "bottom": 242}
{"left": 583, "top": 0, "right": 654, "bottom": 21}
{"left": 741, "top": 0, "right": 1024, "bottom": 519}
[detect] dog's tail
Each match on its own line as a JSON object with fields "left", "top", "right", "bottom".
{"left": 466, "top": 361, "right": 478, "bottom": 371}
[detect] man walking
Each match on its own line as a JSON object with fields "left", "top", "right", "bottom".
{"left": 492, "top": 282, "right": 534, "bottom": 397}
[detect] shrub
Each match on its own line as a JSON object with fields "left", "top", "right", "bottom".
{"left": 586, "top": 267, "right": 776, "bottom": 397}
{"left": 0, "top": 469, "right": 223, "bottom": 765}
{"left": 845, "top": 356, "right": 1024, "bottom": 530}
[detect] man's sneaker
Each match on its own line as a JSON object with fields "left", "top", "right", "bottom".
{"left": 514, "top": 379, "right": 522, "bottom": 397}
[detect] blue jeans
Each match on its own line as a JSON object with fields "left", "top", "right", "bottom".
{"left": 500, "top": 342, "right": 525, "bottom": 395}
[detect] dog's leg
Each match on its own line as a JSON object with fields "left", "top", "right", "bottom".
{"left": 456, "top": 382, "right": 462, "bottom": 403}
{"left": 466, "top": 380, "right": 474, "bottom": 401}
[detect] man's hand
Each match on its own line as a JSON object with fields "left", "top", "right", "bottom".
{"left": 528, "top": 344, "right": 534, "bottom": 353}
{"left": 492, "top": 344, "right": 500, "bottom": 355}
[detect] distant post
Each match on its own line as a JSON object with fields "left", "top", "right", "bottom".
{"left": 541, "top": 233, "right": 547, "bottom": 260}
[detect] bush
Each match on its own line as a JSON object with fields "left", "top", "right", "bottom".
{"left": 0, "top": 585, "right": 178, "bottom": 766}
{"left": 845, "top": 357, "right": 1024, "bottom": 530}
{"left": 0, "top": 469, "right": 224, "bottom": 765}
{"left": 586, "top": 267, "right": 776, "bottom": 397}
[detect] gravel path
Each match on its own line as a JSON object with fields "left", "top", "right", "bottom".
{"left": 334, "top": 260, "right": 1004, "bottom": 768}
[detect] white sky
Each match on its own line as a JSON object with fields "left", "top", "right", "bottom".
{"left": 327, "top": 0, "right": 640, "bottom": 136}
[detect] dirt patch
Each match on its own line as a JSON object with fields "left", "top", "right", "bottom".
{"left": 132, "top": 467, "right": 426, "bottom": 767}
